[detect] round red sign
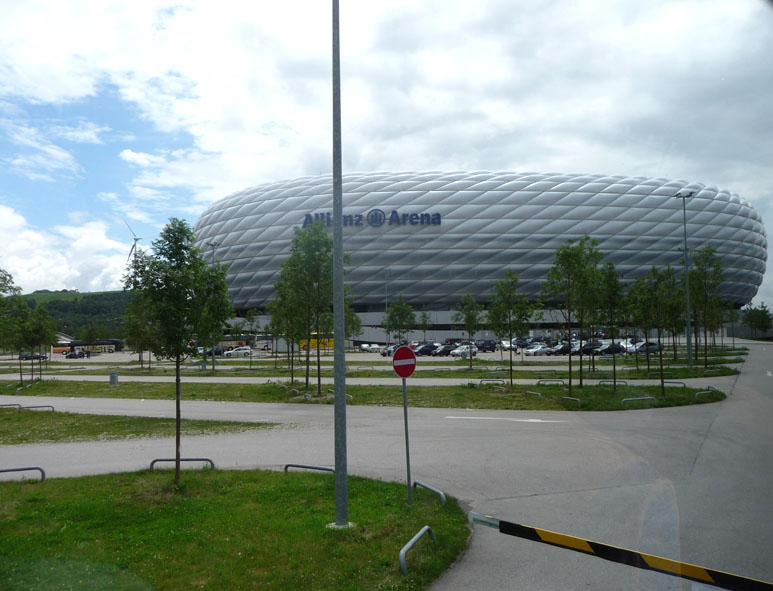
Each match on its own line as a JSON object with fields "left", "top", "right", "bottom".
{"left": 392, "top": 345, "right": 417, "bottom": 378}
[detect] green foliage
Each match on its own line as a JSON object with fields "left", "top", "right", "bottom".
{"left": 0, "top": 267, "right": 20, "bottom": 296}
{"left": 382, "top": 296, "right": 415, "bottom": 344}
{"left": 742, "top": 302, "right": 772, "bottom": 336}
{"left": 452, "top": 294, "right": 484, "bottom": 370}
{"left": 31, "top": 291, "right": 133, "bottom": 337}
{"left": 542, "top": 236, "right": 601, "bottom": 393}
{"left": 488, "top": 270, "right": 537, "bottom": 386}
{"left": 417, "top": 310, "right": 432, "bottom": 342}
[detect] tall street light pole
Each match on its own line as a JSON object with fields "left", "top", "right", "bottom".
{"left": 331, "top": 0, "right": 350, "bottom": 528}
{"left": 675, "top": 191, "right": 694, "bottom": 372}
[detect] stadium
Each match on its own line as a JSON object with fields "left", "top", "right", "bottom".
{"left": 193, "top": 171, "right": 767, "bottom": 326}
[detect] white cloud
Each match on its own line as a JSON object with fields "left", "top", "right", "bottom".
{"left": 0, "top": 204, "right": 130, "bottom": 293}
{"left": 0, "top": 120, "right": 81, "bottom": 181}
{"left": 50, "top": 120, "right": 110, "bottom": 144}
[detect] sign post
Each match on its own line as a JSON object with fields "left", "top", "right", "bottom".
{"left": 393, "top": 345, "right": 417, "bottom": 504}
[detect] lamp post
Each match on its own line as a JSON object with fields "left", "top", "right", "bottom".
{"left": 675, "top": 191, "right": 694, "bottom": 372}
{"left": 331, "top": 0, "right": 350, "bottom": 528}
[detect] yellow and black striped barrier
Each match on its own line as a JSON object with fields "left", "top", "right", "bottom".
{"left": 469, "top": 513, "right": 773, "bottom": 591}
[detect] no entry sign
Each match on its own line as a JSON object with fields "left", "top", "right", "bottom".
{"left": 392, "top": 346, "right": 417, "bottom": 378}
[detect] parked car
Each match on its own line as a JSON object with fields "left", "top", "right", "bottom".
{"left": 546, "top": 343, "right": 571, "bottom": 355}
{"left": 634, "top": 341, "right": 661, "bottom": 354}
{"left": 431, "top": 344, "right": 456, "bottom": 356}
{"left": 65, "top": 350, "right": 86, "bottom": 359}
{"left": 225, "top": 346, "right": 252, "bottom": 357}
{"left": 524, "top": 344, "right": 549, "bottom": 356}
{"left": 450, "top": 344, "right": 477, "bottom": 357}
{"left": 380, "top": 344, "right": 400, "bottom": 357}
{"left": 368, "top": 344, "right": 381, "bottom": 353}
{"left": 19, "top": 352, "right": 47, "bottom": 361}
{"left": 474, "top": 339, "right": 498, "bottom": 352}
{"left": 596, "top": 342, "right": 626, "bottom": 355}
{"left": 415, "top": 343, "right": 438, "bottom": 356}
{"left": 359, "top": 343, "right": 371, "bottom": 352}
{"left": 203, "top": 346, "right": 226, "bottom": 356}
{"left": 581, "top": 340, "right": 605, "bottom": 355}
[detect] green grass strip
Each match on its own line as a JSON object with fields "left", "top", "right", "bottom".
{"left": 0, "top": 470, "right": 469, "bottom": 590}
{"left": 3, "top": 380, "right": 724, "bottom": 411}
{"left": 0, "top": 409, "right": 274, "bottom": 445}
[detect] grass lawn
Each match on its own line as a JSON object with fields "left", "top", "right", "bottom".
{"left": 0, "top": 470, "right": 469, "bottom": 590}
{"left": 3, "top": 380, "right": 725, "bottom": 411}
{"left": 0, "top": 408, "right": 274, "bottom": 445}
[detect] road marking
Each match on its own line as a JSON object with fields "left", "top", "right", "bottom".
{"left": 445, "top": 416, "right": 566, "bottom": 423}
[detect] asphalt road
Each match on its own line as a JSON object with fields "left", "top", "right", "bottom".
{"left": 1, "top": 342, "right": 771, "bottom": 590}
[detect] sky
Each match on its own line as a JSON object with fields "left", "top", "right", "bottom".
{"left": 0, "top": 0, "right": 771, "bottom": 305}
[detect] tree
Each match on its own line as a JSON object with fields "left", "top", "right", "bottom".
{"left": 636, "top": 267, "right": 679, "bottom": 397}
{"left": 273, "top": 221, "right": 335, "bottom": 395}
{"left": 597, "top": 262, "right": 623, "bottom": 392}
{"left": 487, "top": 270, "right": 535, "bottom": 387}
{"left": 243, "top": 309, "right": 262, "bottom": 369}
{"left": 0, "top": 268, "right": 20, "bottom": 297}
{"left": 542, "top": 236, "right": 600, "bottom": 395}
{"left": 122, "top": 292, "right": 156, "bottom": 370}
{"left": 267, "top": 279, "right": 306, "bottom": 383}
{"left": 690, "top": 246, "right": 725, "bottom": 368}
{"left": 742, "top": 303, "right": 772, "bottom": 337}
{"left": 417, "top": 311, "right": 432, "bottom": 343}
{"left": 452, "top": 294, "right": 484, "bottom": 370}
{"left": 124, "top": 218, "right": 233, "bottom": 484}
{"left": 382, "top": 296, "right": 415, "bottom": 345}
{"left": 26, "top": 306, "right": 57, "bottom": 381}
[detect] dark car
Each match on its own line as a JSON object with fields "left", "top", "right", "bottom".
{"left": 65, "top": 350, "right": 86, "bottom": 359}
{"left": 474, "top": 339, "right": 498, "bottom": 352}
{"left": 431, "top": 344, "right": 456, "bottom": 356}
{"left": 415, "top": 344, "right": 438, "bottom": 356}
{"left": 597, "top": 343, "right": 626, "bottom": 356}
{"left": 546, "top": 343, "right": 571, "bottom": 355}
{"left": 203, "top": 346, "right": 226, "bottom": 356}
{"left": 19, "top": 352, "right": 47, "bottom": 361}
{"left": 581, "top": 340, "right": 605, "bottom": 355}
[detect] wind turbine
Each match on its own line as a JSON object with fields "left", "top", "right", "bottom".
{"left": 123, "top": 218, "right": 143, "bottom": 261}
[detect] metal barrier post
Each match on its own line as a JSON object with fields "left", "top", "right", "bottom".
{"left": 399, "top": 525, "right": 435, "bottom": 575}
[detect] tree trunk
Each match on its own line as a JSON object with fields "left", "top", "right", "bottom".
{"left": 175, "top": 354, "right": 181, "bottom": 485}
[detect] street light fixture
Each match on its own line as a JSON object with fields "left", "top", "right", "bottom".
{"left": 675, "top": 190, "right": 695, "bottom": 372}
{"left": 205, "top": 241, "right": 221, "bottom": 264}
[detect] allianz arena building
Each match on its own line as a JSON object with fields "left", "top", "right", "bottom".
{"left": 193, "top": 171, "right": 767, "bottom": 321}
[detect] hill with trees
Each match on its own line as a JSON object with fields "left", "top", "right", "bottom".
{"left": 23, "top": 290, "right": 132, "bottom": 339}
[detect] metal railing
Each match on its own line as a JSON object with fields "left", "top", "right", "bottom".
{"left": 284, "top": 464, "right": 335, "bottom": 474}
{"left": 0, "top": 466, "right": 46, "bottom": 481}
{"left": 620, "top": 396, "right": 657, "bottom": 407}
{"left": 399, "top": 525, "right": 435, "bottom": 575}
{"left": 149, "top": 457, "right": 215, "bottom": 470}
{"left": 413, "top": 480, "right": 447, "bottom": 505}
{"left": 562, "top": 396, "right": 581, "bottom": 408}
